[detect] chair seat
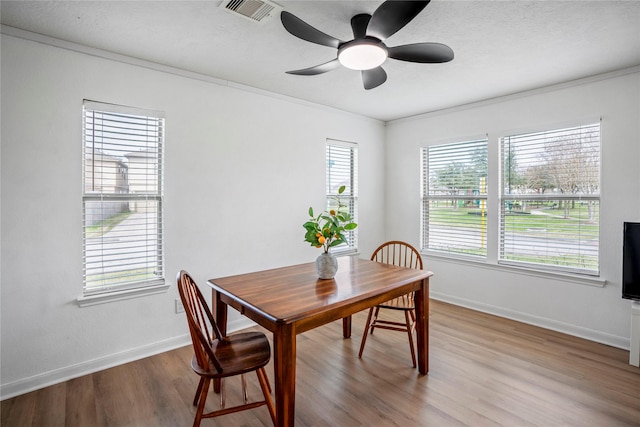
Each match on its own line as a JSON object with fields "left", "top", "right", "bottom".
{"left": 378, "top": 295, "right": 414, "bottom": 311}
{"left": 191, "top": 331, "right": 271, "bottom": 379}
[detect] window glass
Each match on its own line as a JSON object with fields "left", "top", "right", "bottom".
{"left": 326, "top": 140, "right": 358, "bottom": 253}
{"left": 421, "top": 138, "right": 488, "bottom": 258}
{"left": 499, "top": 123, "right": 600, "bottom": 274}
{"left": 83, "top": 100, "right": 165, "bottom": 295}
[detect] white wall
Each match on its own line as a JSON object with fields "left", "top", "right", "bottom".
{"left": 385, "top": 69, "right": 640, "bottom": 349}
{"left": 0, "top": 33, "right": 386, "bottom": 398}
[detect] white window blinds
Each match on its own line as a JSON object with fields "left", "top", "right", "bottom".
{"left": 421, "top": 138, "right": 488, "bottom": 257}
{"left": 499, "top": 122, "right": 600, "bottom": 275}
{"left": 82, "top": 100, "right": 165, "bottom": 294}
{"left": 326, "top": 140, "right": 358, "bottom": 253}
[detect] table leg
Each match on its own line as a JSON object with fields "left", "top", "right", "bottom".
{"left": 212, "top": 290, "right": 228, "bottom": 393}
{"left": 342, "top": 316, "right": 352, "bottom": 338}
{"left": 273, "top": 323, "right": 296, "bottom": 427}
{"left": 414, "top": 278, "right": 430, "bottom": 374}
{"left": 212, "top": 290, "right": 228, "bottom": 335}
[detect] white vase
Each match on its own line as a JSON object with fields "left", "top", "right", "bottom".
{"left": 315, "top": 252, "right": 338, "bottom": 279}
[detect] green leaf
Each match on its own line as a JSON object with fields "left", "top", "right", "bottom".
{"left": 320, "top": 214, "right": 333, "bottom": 223}
{"left": 308, "top": 207, "right": 314, "bottom": 217}
{"left": 303, "top": 221, "right": 318, "bottom": 231}
{"left": 344, "top": 223, "right": 358, "bottom": 230}
{"left": 329, "top": 238, "right": 345, "bottom": 247}
{"left": 338, "top": 185, "right": 346, "bottom": 194}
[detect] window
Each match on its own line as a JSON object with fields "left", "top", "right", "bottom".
{"left": 326, "top": 139, "right": 358, "bottom": 253}
{"left": 421, "top": 138, "right": 488, "bottom": 257}
{"left": 499, "top": 123, "right": 600, "bottom": 275}
{"left": 82, "top": 100, "right": 165, "bottom": 298}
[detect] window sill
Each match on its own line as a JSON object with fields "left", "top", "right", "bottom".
{"left": 422, "top": 252, "right": 606, "bottom": 288}
{"left": 334, "top": 250, "right": 360, "bottom": 257}
{"left": 77, "top": 282, "right": 170, "bottom": 307}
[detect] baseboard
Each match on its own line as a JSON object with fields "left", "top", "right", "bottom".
{"left": 430, "top": 292, "right": 630, "bottom": 351}
{"left": 0, "top": 317, "right": 255, "bottom": 401}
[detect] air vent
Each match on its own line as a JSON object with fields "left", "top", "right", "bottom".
{"left": 219, "top": 0, "right": 282, "bottom": 24}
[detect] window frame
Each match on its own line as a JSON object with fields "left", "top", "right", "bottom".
{"left": 79, "top": 100, "right": 167, "bottom": 306}
{"left": 419, "top": 121, "right": 604, "bottom": 286}
{"left": 326, "top": 139, "right": 358, "bottom": 254}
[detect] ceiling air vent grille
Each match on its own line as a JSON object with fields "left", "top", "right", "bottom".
{"left": 219, "top": 0, "right": 282, "bottom": 24}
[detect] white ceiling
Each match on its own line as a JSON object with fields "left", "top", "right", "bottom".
{"left": 2, "top": 0, "right": 639, "bottom": 122}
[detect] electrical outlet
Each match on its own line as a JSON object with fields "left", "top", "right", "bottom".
{"left": 175, "top": 298, "right": 185, "bottom": 314}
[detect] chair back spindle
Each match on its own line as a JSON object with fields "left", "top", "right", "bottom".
{"left": 371, "top": 241, "right": 423, "bottom": 305}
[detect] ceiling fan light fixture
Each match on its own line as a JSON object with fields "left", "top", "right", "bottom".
{"left": 338, "top": 40, "right": 388, "bottom": 70}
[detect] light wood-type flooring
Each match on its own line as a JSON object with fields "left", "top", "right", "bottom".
{"left": 2, "top": 300, "right": 639, "bottom": 426}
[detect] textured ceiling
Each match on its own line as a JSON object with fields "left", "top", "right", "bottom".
{"left": 2, "top": 0, "right": 639, "bottom": 121}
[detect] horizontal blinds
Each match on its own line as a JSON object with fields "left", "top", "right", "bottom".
{"left": 425, "top": 139, "right": 488, "bottom": 197}
{"left": 422, "top": 138, "right": 488, "bottom": 257}
{"left": 499, "top": 123, "right": 600, "bottom": 274}
{"left": 326, "top": 141, "right": 358, "bottom": 252}
{"left": 326, "top": 140, "right": 357, "bottom": 196}
{"left": 83, "top": 101, "right": 165, "bottom": 294}
{"left": 84, "top": 109, "right": 163, "bottom": 195}
{"left": 501, "top": 123, "right": 600, "bottom": 197}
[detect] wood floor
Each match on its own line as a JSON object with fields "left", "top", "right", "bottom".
{"left": 2, "top": 300, "right": 639, "bottom": 426}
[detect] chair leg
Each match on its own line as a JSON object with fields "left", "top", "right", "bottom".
{"left": 264, "top": 369, "right": 272, "bottom": 394}
{"left": 241, "top": 374, "right": 248, "bottom": 403}
{"left": 405, "top": 310, "right": 417, "bottom": 368}
{"left": 193, "top": 377, "right": 204, "bottom": 406}
{"left": 257, "top": 368, "right": 277, "bottom": 426}
{"left": 193, "top": 378, "right": 210, "bottom": 427}
{"left": 358, "top": 307, "right": 375, "bottom": 358}
{"left": 219, "top": 378, "right": 225, "bottom": 408}
{"left": 370, "top": 306, "right": 381, "bottom": 334}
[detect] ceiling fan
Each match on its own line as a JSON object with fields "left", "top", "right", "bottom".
{"left": 280, "top": 0, "right": 454, "bottom": 90}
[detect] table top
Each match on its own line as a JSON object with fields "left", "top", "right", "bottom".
{"left": 208, "top": 257, "right": 433, "bottom": 330}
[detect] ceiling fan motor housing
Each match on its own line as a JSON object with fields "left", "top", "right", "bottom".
{"left": 338, "top": 37, "right": 388, "bottom": 70}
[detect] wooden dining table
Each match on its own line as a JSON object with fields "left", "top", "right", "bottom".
{"left": 207, "top": 256, "right": 433, "bottom": 427}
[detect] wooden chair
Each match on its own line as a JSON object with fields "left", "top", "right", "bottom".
{"left": 176, "top": 270, "right": 276, "bottom": 427}
{"left": 358, "top": 241, "right": 424, "bottom": 367}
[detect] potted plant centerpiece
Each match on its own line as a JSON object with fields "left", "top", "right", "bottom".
{"left": 303, "top": 185, "right": 358, "bottom": 279}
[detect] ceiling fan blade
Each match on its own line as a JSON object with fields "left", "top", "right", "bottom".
{"left": 281, "top": 11, "right": 344, "bottom": 49}
{"left": 367, "top": 1, "right": 431, "bottom": 41}
{"left": 388, "top": 43, "right": 454, "bottom": 63}
{"left": 286, "top": 59, "right": 341, "bottom": 76}
{"left": 362, "top": 67, "right": 387, "bottom": 90}
{"left": 350, "top": 14, "right": 371, "bottom": 39}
